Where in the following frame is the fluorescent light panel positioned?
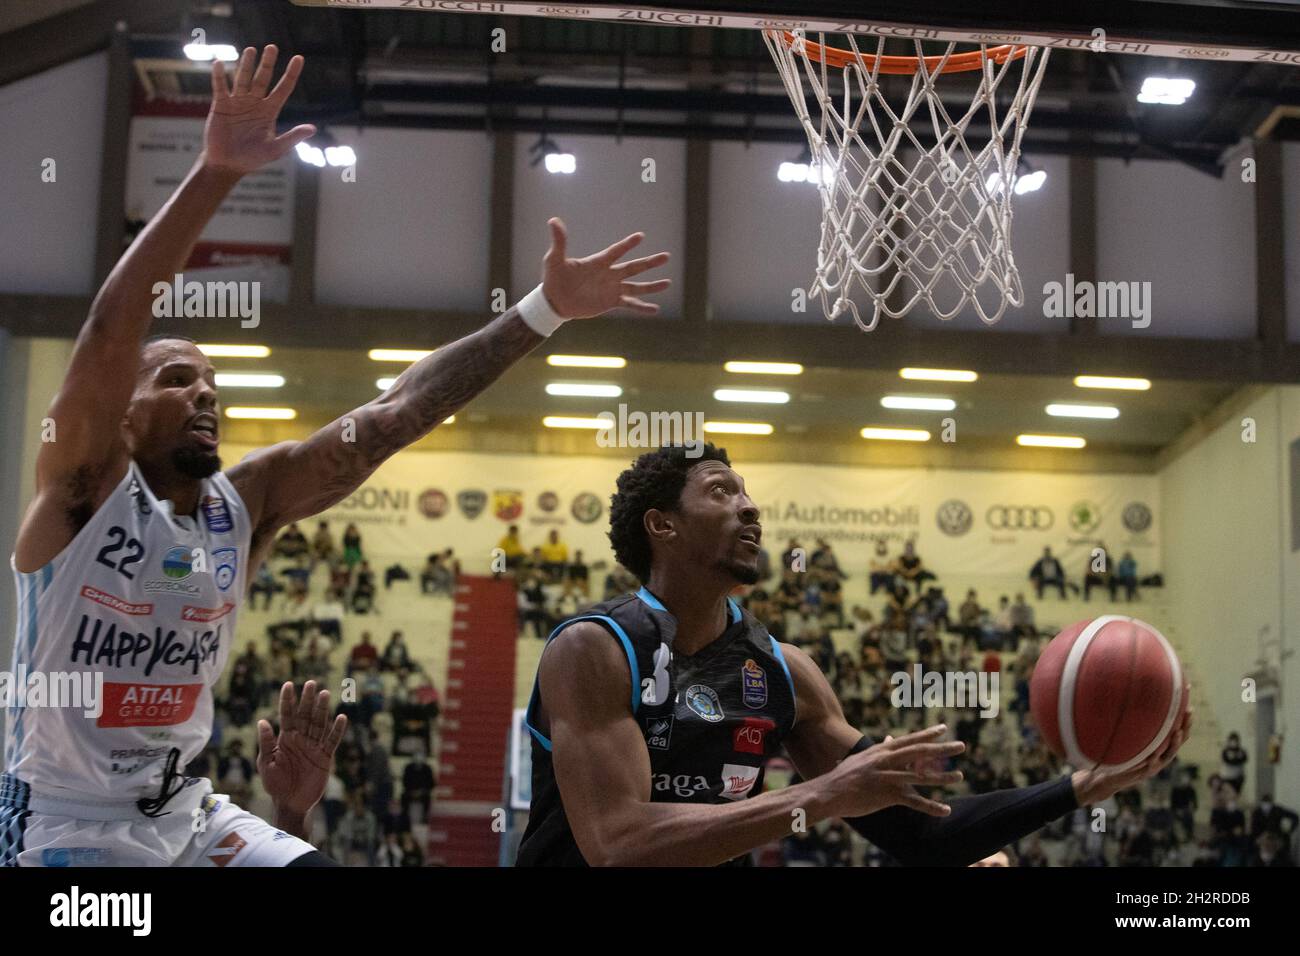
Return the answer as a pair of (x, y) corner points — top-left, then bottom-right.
(1074, 375), (1150, 391)
(703, 422), (774, 435)
(369, 348), (433, 363)
(214, 373), (284, 388)
(225, 407), (297, 420)
(881, 396), (955, 411)
(861, 427), (930, 442)
(1017, 434), (1086, 448)
(547, 355), (626, 369)
(1046, 403), (1119, 419)
(198, 344), (270, 358)
(713, 388), (790, 404)
(899, 367), (977, 383)
(546, 383), (623, 398)
(724, 361), (803, 376)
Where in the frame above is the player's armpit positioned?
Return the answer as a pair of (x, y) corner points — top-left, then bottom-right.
(537, 621), (653, 867)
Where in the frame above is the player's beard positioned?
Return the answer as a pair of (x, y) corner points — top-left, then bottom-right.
(721, 556), (761, 586)
(174, 445), (221, 479)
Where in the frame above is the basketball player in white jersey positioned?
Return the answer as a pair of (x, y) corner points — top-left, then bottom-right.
(0, 45), (670, 866)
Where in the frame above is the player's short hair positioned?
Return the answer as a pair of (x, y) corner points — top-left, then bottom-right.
(608, 443), (731, 583)
(142, 332), (198, 349)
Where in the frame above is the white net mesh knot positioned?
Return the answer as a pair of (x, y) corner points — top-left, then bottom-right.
(764, 30), (1051, 331)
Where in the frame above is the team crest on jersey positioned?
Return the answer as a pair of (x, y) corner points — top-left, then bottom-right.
(201, 495), (232, 533)
(213, 548), (238, 592)
(684, 684), (724, 723)
(645, 715), (673, 750)
(162, 546), (193, 579)
(741, 658), (768, 709)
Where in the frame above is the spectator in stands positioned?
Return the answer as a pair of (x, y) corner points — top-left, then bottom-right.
(352, 560), (377, 613)
(322, 771), (347, 838)
(300, 634), (332, 686)
(266, 645), (294, 700)
(989, 597), (1014, 651)
(1250, 794), (1299, 850)
(329, 560), (352, 596)
(311, 588), (346, 644)
(335, 792), (379, 866)
(497, 524), (525, 573)
(540, 529), (569, 581)
(217, 739), (254, 809)
(518, 575), (551, 640)
(348, 632), (380, 677)
(1009, 592), (1035, 649)
(568, 549), (590, 596)
(1083, 544), (1111, 601)
(818, 568), (844, 627)
(885, 582), (914, 620)
(780, 538), (803, 575)
(420, 553), (445, 595)
(402, 750), (436, 824)
(775, 569), (803, 613)
(1252, 829), (1294, 867)
(341, 523), (364, 568)
(895, 540), (936, 593)
(381, 797), (411, 838)
(1209, 782), (1249, 866)
(1220, 733), (1248, 795)
(1171, 767), (1198, 842)
(311, 520), (337, 566)
(811, 538), (848, 580)
(399, 832), (424, 867)
(1111, 551), (1139, 601)
(273, 522), (308, 559)
(603, 564), (637, 601)
(383, 561), (411, 590)
(849, 605), (874, 642)
(376, 832), (404, 867)
(868, 540), (896, 595)
(879, 610), (909, 674)
(280, 555), (311, 611)
(249, 562), (279, 611)
(925, 587), (950, 632)
(970, 846), (1016, 867)
(957, 589), (982, 642)
(1029, 546), (1067, 599)
(381, 631), (412, 672)
(442, 548), (461, 577)
(365, 728), (395, 817)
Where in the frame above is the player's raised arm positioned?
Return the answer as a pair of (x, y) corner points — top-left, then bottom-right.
(15, 45), (313, 572)
(228, 219), (671, 550)
(535, 623), (961, 867)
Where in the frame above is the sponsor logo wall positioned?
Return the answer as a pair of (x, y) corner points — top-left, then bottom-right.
(222, 446), (1160, 578)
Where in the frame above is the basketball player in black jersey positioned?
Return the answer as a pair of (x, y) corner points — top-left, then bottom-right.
(517, 445), (1192, 866)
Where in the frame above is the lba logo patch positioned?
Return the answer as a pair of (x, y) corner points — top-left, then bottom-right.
(201, 495), (232, 533)
(645, 716), (673, 750)
(684, 684), (724, 723)
(741, 658), (767, 709)
(719, 763), (760, 801)
(732, 717), (775, 756)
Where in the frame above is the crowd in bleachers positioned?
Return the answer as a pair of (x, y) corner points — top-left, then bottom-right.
(200, 519), (450, 866)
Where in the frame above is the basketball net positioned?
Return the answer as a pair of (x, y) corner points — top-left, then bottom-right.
(764, 31), (1051, 330)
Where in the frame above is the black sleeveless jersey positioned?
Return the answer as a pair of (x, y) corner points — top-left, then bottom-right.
(516, 586), (798, 867)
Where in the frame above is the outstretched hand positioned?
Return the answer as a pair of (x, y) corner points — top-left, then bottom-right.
(203, 45), (315, 175)
(540, 218), (672, 320)
(257, 680), (348, 818)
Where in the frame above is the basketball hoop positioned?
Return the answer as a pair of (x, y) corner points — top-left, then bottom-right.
(764, 30), (1051, 330)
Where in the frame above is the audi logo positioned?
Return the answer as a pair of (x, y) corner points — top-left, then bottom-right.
(986, 505), (1054, 531)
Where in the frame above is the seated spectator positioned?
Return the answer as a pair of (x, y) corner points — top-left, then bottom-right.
(879, 613), (909, 673)
(849, 605), (874, 641)
(300, 636), (332, 686)
(420, 553), (445, 595)
(342, 523), (364, 568)
(273, 522), (308, 559)
(399, 831), (424, 867)
(249, 562), (279, 611)
(335, 792), (379, 867)
(497, 524), (525, 574)
(1009, 592), (1035, 647)
(518, 575), (550, 639)
(1209, 783), (1249, 866)
(818, 569), (844, 627)
(383, 562), (411, 589)
(1083, 544), (1111, 601)
(886, 583), (914, 619)
(957, 589), (982, 642)
(775, 570), (804, 612)
(1219, 733), (1248, 795)
(1252, 829), (1294, 867)
(539, 529), (570, 581)
(402, 750), (437, 824)
(1029, 546), (1067, 599)
(988, 596), (1014, 650)
(348, 632), (380, 676)
(894, 540), (936, 593)
(810, 538), (848, 579)
(925, 587), (950, 631)
(381, 630), (412, 672)
(603, 564), (637, 601)
(1111, 551), (1139, 601)
(779, 538), (803, 575)
(329, 561), (352, 596)
(226, 644), (261, 726)
(352, 560), (376, 613)
(311, 520), (337, 565)
(266, 645), (295, 700)
(281, 553), (312, 590)
(311, 588), (346, 644)
(1250, 793), (1299, 848)
(376, 832), (404, 868)
(868, 540), (896, 595)
(567, 550), (590, 595)
(1170, 767), (1199, 842)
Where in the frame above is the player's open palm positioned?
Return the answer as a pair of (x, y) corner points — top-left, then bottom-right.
(540, 217), (672, 319)
(258, 680), (348, 817)
(827, 725), (965, 819)
(204, 45), (316, 175)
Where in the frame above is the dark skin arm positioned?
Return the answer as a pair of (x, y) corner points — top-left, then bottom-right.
(535, 622), (962, 866)
(780, 641), (1194, 863)
(231, 218), (671, 575)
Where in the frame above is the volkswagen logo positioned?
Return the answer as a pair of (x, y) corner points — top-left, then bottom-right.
(936, 499), (973, 536)
(986, 505), (1054, 531)
(1122, 502), (1152, 534)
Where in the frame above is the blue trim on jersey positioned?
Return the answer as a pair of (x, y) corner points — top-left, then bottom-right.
(727, 597), (742, 624)
(635, 586), (666, 612)
(524, 614), (644, 751)
(768, 635), (796, 710)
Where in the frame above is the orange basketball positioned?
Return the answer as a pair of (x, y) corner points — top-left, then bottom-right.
(1030, 616), (1188, 770)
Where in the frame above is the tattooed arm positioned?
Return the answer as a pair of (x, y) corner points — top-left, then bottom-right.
(229, 218), (670, 560)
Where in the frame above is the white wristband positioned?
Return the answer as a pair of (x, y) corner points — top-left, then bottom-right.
(517, 284), (568, 337)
